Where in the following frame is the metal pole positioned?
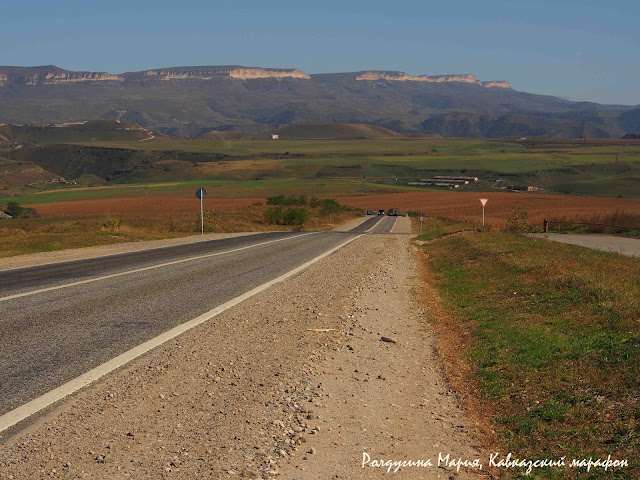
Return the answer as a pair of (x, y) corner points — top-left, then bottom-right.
(329, 211), (332, 224)
(315, 216), (318, 230)
(482, 206), (485, 227)
(420, 218), (423, 234)
(200, 196), (204, 235)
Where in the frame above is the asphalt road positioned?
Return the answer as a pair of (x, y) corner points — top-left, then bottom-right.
(0, 218), (394, 418)
(369, 215), (398, 233)
(529, 233), (640, 258)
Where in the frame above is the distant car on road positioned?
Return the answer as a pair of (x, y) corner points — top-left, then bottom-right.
(378, 209), (385, 216)
(387, 208), (400, 216)
(365, 210), (374, 215)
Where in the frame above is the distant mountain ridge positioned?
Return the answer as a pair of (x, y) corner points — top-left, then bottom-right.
(0, 65), (506, 86)
(0, 65), (637, 138)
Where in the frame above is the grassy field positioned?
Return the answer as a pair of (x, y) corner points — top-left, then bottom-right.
(2, 134), (640, 258)
(4, 136), (637, 199)
(419, 225), (639, 479)
(0, 178), (422, 207)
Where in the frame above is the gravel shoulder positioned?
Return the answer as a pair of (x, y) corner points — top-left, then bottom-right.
(0, 217), (482, 479)
(529, 233), (640, 257)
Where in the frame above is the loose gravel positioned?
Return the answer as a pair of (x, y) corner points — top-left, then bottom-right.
(0, 217), (481, 479)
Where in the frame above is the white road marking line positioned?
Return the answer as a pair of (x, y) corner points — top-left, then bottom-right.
(391, 216), (399, 233)
(0, 233), (362, 434)
(0, 232), (256, 274)
(0, 233), (316, 303)
(365, 217), (384, 233)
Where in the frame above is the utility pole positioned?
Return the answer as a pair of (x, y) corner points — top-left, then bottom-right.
(361, 173), (366, 195)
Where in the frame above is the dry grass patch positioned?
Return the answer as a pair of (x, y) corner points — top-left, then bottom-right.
(0, 202), (360, 258)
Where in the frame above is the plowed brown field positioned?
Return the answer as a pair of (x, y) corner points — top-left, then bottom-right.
(30, 197), (263, 217)
(28, 191), (640, 230)
(335, 191), (640, 228)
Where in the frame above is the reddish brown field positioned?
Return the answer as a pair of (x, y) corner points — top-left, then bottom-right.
(335, 191), (640, 228)
(28, 191), (640, 231)
(30, 197), (263, 217)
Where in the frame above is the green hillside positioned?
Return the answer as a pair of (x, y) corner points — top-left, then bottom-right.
(0, 120), (160, 144)
(2, 130), (640, 199)
(274, 123), (406, 139)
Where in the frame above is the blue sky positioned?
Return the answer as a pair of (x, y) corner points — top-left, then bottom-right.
(1, 0), (638, 105)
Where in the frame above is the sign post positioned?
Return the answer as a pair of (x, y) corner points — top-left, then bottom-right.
(196, 188), (207, 234)
(479, 198), (488, 226)
(329, 210), (333, 225)
(315, 215), (319, 230)
(419, 215), (424, 234)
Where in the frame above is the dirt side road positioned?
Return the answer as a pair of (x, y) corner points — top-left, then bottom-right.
(0, 219), (482, 479)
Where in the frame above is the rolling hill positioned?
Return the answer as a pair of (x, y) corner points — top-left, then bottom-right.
(273, 123), (408, 139)
(0, 120), (162, 144)
(0, 65), (638, 138)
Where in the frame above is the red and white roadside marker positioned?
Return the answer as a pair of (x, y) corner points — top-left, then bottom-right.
(479, 198), (488, 226)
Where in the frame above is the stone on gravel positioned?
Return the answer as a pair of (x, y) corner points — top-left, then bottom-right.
(380, 336), (397, 344)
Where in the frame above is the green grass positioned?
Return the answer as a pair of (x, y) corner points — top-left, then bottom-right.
(4, 137), (640, 208)
(414, 216), (474, 240)
(0, 178), (421, 206)
(60, 137), (640, 198)
(423, 232), (639, 479)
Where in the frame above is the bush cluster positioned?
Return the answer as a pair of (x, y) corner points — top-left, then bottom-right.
(194, 210), (219, 232)
(101, 217), (122, 230)
(505, 207), (533, 233)
(263, 194), (355, 226)
(265, 207), (310, 225)
(266, 194), (308, 207)
(6, 201), (25, 217)
(5, 201), (37, 218)
(310, 197), (344, 214)
(267, 195), (348, 212)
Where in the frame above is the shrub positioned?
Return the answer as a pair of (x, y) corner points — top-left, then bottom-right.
(505, 207), (530, 233)
(317, 198), (342, 215)
(195, 210), (219, 232)
(5, 201), (38, 218)
(282, 207), (309, 225)
(265, 207), (284, 224)
(101, 217), (122, 230)
(266, 194), (308, 206)
(6, 201), (25, 217)
(265, 207), (309, 225)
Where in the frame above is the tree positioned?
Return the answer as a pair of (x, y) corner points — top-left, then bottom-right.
(6, 201), (24, 217)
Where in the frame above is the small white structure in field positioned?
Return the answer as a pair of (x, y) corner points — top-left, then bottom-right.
(271, 134), (279, 140)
